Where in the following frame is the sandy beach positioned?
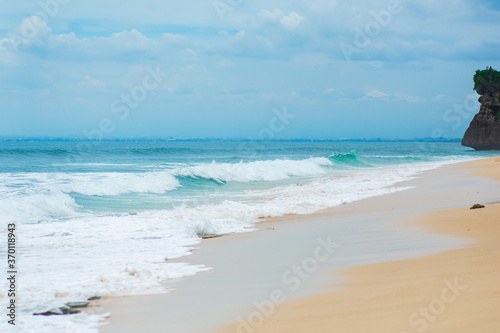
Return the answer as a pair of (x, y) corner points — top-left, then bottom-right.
(219, 157), (500, 333)
(6, 2), (500, 332)
(97, 157), (500, 333)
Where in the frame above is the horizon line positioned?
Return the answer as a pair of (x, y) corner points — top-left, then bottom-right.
(0, 137), (463, 143)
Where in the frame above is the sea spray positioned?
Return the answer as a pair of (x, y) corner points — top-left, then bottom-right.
(0, 140), (494, 332)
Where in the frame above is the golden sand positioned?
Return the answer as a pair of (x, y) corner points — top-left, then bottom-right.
(219, 157), (500, 333)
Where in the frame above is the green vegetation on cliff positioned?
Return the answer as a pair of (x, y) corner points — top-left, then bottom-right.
(473, 67), (500, 95)
(463, 68), (500, 150)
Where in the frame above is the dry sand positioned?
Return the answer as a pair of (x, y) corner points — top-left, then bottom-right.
(219, 157), (500, 333)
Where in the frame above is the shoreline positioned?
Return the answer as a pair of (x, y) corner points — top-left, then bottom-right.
(219, 156), (500, 333)
(219, 203), (500, 333)
(96, 157), (500, 333)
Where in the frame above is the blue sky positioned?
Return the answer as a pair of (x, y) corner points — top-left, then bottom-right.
(1, 0), (500, 139)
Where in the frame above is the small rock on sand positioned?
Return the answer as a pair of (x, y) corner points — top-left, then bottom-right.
(66, 302), (90, 308)
(201, 234), (224, 239)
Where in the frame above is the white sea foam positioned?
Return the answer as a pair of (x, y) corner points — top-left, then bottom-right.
(0, 191), (79, 224)
(59, 172), (181, 196)
(173, 157), (333, 183)
(0, 171), (181, 199)
(0, 157), (472, 332)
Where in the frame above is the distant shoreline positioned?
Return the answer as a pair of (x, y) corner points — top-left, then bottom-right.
(0, 137), (463, 143)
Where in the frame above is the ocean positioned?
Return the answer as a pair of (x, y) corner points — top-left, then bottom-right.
(0, 140), (497, 332)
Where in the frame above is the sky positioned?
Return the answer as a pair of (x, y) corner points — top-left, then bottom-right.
(1, 0), (500, 140)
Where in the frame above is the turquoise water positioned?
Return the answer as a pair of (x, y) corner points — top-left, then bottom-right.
(1, 141), (494, 215)
(0, 140), (497, 332)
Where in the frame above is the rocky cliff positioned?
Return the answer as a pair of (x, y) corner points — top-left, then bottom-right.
(462, 73), (500, 150)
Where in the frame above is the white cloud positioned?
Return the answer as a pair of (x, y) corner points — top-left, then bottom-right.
(280, 12), (304, 30)
(364, 89), (425, 103)
(0, 39), (16, 65)
(259, 8), (304, 30)
(180, 64), (200, 72)
(365, 89), (387, 98)
(213, 29), (273, 56)
(2, 16), (52, 50)
(262, 93), (278, 101)
(394, 92), (426, 103)
(232, 30), (246, 40)
(1, 0), (498, 140)
(216, 58), (234, 68)
(255, 35), (272, 47)
(16, 16), (52, 42)
(218, 30), (229, 37)
(2, 21), (183, 62)
(179, 48), (198, 61)
(77, 75), (107, 91)
(161, 33), (183, 43)
(259, 8), (285, 21)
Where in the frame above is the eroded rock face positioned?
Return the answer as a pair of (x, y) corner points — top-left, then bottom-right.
(462, 91), (500, 150)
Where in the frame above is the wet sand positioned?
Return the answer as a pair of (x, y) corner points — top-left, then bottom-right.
(219, 157), (500, 333)
(97, 158), (500, 333)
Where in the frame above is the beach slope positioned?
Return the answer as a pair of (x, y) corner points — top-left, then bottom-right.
(99, 158), (500, 333)
(220, 157), (500, 333)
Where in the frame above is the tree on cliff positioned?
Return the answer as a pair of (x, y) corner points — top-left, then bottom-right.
(473, 67), (500, 95)
(463, 68), (500, 150)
